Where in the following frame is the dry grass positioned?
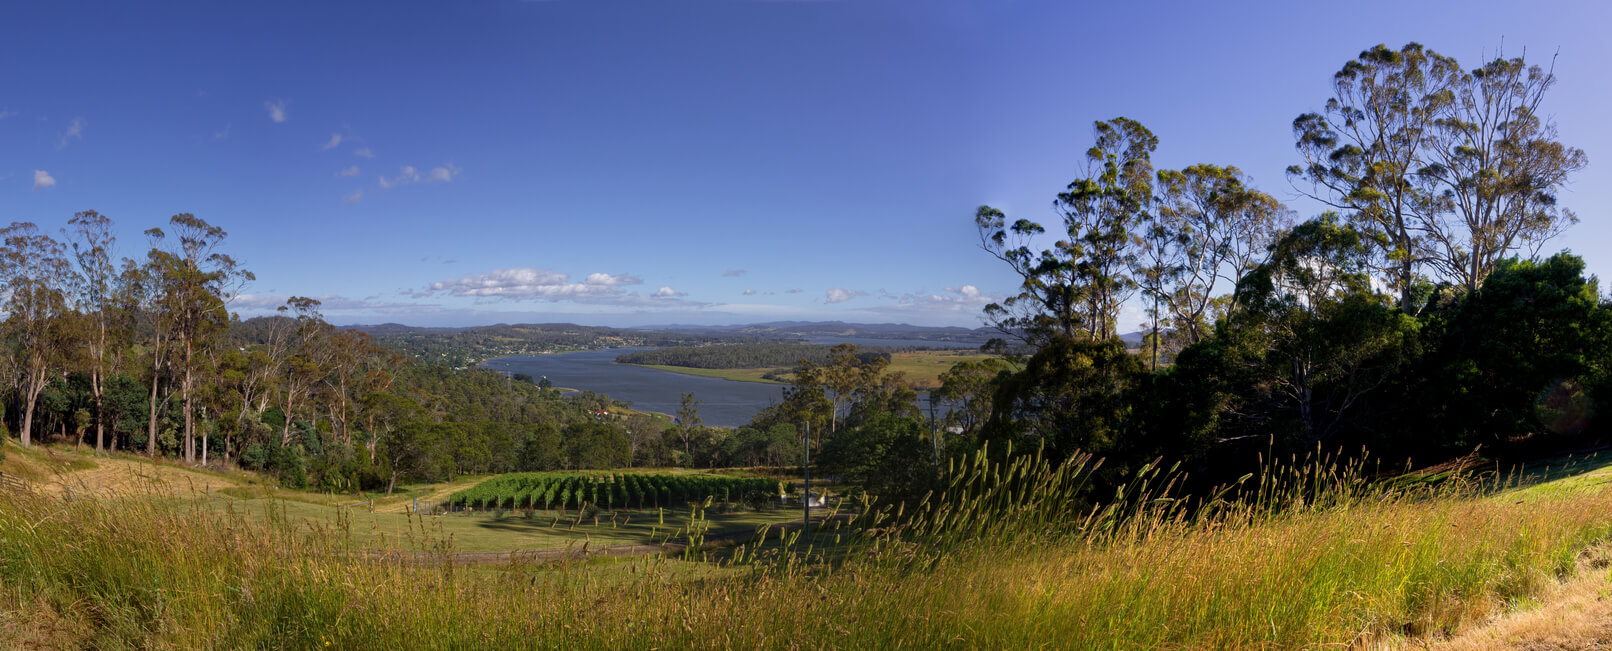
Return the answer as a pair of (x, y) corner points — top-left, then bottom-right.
(7, 447), (1612, 648)
(1433, 547), (1612, 650)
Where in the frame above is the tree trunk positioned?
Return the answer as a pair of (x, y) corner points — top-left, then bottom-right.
(146, 375), (160, 457)
(183, 339), (194, 464)
(93, 376), (104, 455)
(20, 378), (43, 448)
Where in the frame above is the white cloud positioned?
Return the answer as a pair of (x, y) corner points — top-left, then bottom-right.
(234, 293), (431, 315)
(321, 133), (343, 150)
(214, 123), (231, 139)
(379, 166), (418, 189)
(786, 288), (803, 294)
(654, 286), (687, 298)
(343, 189), (364, 204)
(0, 109), (18, 120)
(863, 284), (999, 320)
(825, 287), (867, 304)
(380, 163), (459, 189)
(421, 267), (656, 303)
(585, 272), (642, 287)
(32, 170), (55, 189)
(57, 117), (85, 148)
(264, 99), (288, 123)
(337, 165), (360, 177)
(426, 164), (460, 183)
(354, 147), (374, 158)
(946, 285), (982, 299)
(722, 269), (746, 277)
(742, 289), (756, 295)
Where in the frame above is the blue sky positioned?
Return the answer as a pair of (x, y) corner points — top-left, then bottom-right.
(5, 0), (1609, 330)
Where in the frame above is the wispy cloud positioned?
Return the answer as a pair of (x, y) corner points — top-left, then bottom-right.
(825, 287), (867, 304)
(354, 147), (374, 159)
(336, 165), (360, 177)
(234, 293), (432, 314)
(864, 285), (997, 319)
(57, 117), (85, 148)
(32, 170), (56, 189)
(585, 272), (643, 287)
(0, 109), (17, 120)
(320, 133), (343, 150)
(722, 269), (746, 277)
(264, 99), (288, 123)
(379, 163), (460, 189)
(786, 288), (803, 294)
(214, 123), (231, 139)
(343, 189), (364, 204)
(742, 289), (756, 295)
(420, 268), (636, 301)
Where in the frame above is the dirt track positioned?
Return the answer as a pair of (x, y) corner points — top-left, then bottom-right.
(32, 450), (243, 499)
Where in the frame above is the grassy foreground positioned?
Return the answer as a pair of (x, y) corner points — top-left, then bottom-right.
(5, 449), (1612, 648)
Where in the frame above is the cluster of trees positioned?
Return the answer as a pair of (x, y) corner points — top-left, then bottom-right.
(0, 213), (701, 493)
(712, 43), (1610, 505)
(958, 43), (1608, 490)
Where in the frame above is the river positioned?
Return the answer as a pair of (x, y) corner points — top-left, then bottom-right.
(482, 338), (981, 428)
(481, 348), (786, 427)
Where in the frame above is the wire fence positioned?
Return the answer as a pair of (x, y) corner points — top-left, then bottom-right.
(0, 471), (29, 492)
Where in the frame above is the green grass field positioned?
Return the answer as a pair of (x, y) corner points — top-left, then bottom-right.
(628, 363), (786, 384)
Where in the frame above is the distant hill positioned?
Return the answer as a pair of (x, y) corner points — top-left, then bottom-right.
(637, 321), (998, 345)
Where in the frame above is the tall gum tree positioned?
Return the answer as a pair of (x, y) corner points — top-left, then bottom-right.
(148, 215), (252, 464)
(1419, 50), (1587, 291)
(976, 117), (1156, 345)
(64, 210), (118, 454)
(1152, 165), (1292, 348)
(0, 223), (74, 447)
(1289, 42), (1460, 313)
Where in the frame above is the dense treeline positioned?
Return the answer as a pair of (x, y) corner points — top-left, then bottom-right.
(696, 43), (1612, 506)
(0, 213), (732, 493)
(616, 343), (896, 370)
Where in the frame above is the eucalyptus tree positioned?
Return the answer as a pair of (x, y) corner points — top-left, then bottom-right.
(64, 210), (119, 453)
(1419, 51), (1587, 291)
(0, 223), (76, 447)
(1290, 43), (1460, 313)
(121, 250), (175, 457)
(674, 391), (702, 461)
(148, 214), (252, 463)
(279, 296), (329, 446)
(976, 117), (1155, 345)
(1153, 165), (1291, 347)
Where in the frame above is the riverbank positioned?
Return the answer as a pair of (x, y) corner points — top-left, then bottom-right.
(622, 363), (786, 384)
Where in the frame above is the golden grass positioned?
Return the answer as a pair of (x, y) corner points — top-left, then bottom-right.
(7, 447), (1612, 648)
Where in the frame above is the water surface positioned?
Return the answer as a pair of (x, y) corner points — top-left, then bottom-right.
(482, 348), (785, 427)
